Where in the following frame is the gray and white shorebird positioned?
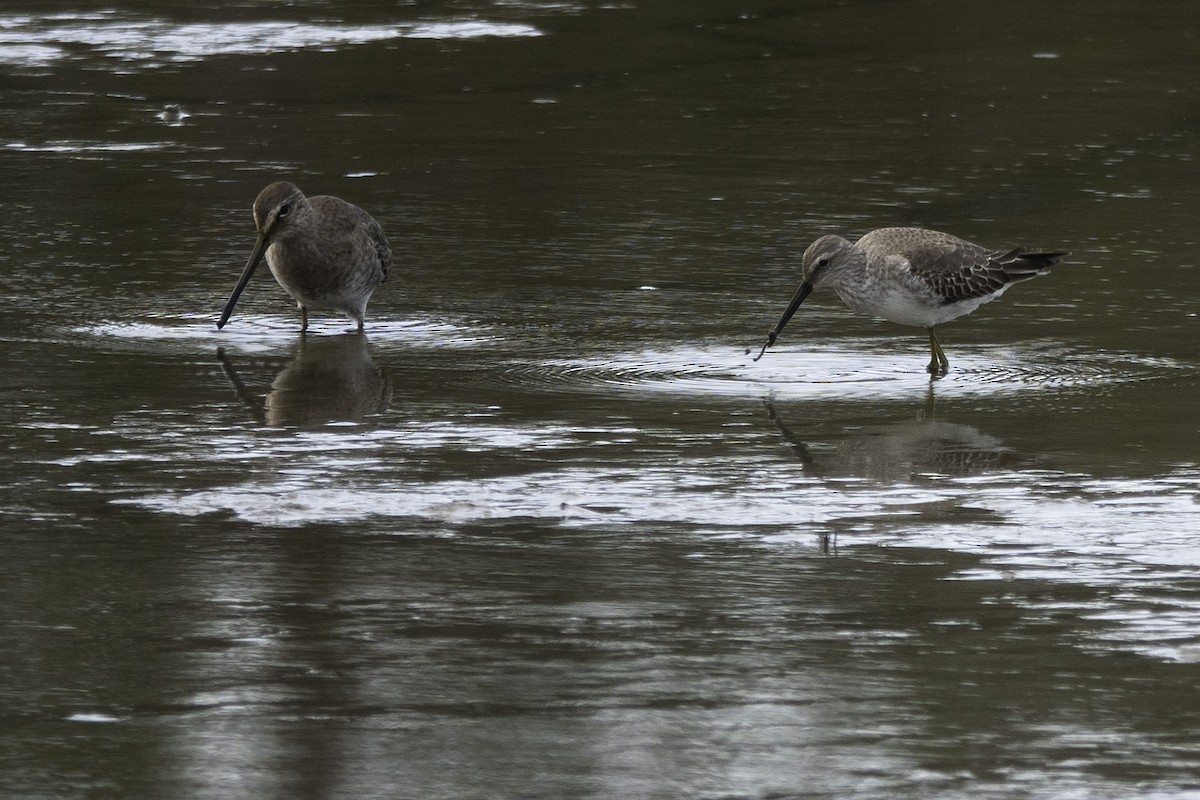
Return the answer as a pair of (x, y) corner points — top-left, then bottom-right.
(217, 181), (391, 333)
(753, 227), (1067, 374)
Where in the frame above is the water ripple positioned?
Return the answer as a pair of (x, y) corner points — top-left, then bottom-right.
(492, 342), (1189, 401)
(71, 315), (493, 354)
(867, 469), (1200, 663)
(0, 12), (543, 69)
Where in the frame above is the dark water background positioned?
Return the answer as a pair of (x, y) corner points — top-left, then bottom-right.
(3, 1), (1200, 798)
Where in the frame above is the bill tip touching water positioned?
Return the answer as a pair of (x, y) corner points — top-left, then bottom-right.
(753, 227), (1067, 375)
(750, 328), (780, 362)
(217, 181), (392, 333)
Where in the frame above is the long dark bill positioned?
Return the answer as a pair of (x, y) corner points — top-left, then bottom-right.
(217, 232), (268, 330)
(752, 281), (813, 362)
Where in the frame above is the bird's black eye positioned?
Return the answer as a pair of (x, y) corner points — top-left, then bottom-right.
(817, 257), (829, 268)
(278, 203), (291, 218)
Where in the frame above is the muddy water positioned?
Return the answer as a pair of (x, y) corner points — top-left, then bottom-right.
(3, 1), (1200, 798)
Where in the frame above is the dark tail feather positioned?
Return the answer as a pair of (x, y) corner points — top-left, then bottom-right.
(997, 248), (1069, 281)
(1019, 249), (1068, 268)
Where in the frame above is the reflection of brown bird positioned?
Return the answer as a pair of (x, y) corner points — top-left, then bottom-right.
(218, 182), (391, 333)
(765, 399), (1036, 483)
(217, 336), (392, 427)
(754, 227), (1067, 374)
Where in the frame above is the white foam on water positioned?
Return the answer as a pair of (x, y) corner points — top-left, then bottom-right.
(516, 341), (1187, 401)
(66, 712), (123, 724)
(75, 314), (493, 353)
(0, 13), (544, 69)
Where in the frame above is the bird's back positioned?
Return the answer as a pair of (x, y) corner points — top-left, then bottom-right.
(310, 195), (391, 288)
(857, 227), (1065, 305)
(857, 228), (995, 276)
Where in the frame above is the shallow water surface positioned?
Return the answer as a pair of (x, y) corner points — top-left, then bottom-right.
(4, 1), (1200, 798)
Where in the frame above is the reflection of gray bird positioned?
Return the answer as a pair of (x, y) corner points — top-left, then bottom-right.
(766, 400), (1035, 483)
(217, 336), (392, 427)
(755, 227), (1067, 374)
(218, 182), (391, 333)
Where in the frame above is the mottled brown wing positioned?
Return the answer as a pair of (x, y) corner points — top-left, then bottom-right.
(858, 228), (1003, 304)
(311, 195), (392, 286)
(919, 247), (1015, 305)
(876, 229), (1067, 305)
(364, 215), (392, 285)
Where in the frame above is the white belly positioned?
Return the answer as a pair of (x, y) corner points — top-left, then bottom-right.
(837, 284), (1007, 328)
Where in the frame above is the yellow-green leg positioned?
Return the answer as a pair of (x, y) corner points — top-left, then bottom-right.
(926, 327), (949, 375)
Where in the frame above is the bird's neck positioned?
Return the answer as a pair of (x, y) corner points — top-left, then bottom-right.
(822, 249), (869, 290)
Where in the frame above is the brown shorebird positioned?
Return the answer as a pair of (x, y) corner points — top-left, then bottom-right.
(753, 227), (1067, 375)
(217, 181), (391, 333)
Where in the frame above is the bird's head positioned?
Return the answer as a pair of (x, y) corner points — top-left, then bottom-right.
(799, 234), (857, 288)
(252, 181), (308, 239)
